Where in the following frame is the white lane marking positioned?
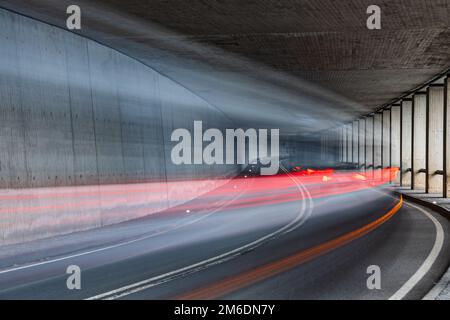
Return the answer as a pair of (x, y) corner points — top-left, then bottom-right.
(389, 201), (444, 300)
(86, 168), (313, 300)
(0, 178), (255, 275)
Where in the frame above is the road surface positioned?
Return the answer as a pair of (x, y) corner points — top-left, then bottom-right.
(0, 171), (448, 300)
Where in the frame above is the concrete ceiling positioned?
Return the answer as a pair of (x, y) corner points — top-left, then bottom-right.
(100, 0), (450, 107)
(1, 0), (449, 134)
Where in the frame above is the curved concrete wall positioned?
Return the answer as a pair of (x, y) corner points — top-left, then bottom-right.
(0, 9), (239, 245)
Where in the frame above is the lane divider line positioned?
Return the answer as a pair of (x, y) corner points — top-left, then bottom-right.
(176, 196), (403, 300)
(86, 166), (313, 300)
(389, 201), (444, 300)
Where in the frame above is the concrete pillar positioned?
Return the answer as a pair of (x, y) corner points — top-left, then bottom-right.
(326, 131), (332, 163)
(353, 120), (359, 165)
(332, 128), (340, 164)
(347, 124), (352, 163)
(374, 113), (383, 179)
(382, 109), (391, 168)
(382, 109), (391, 181)
(342, 126), (347, 163)
(341, 127), (345, 162)
(444, 77), (450, 197)
(365, 116), (374, 172)
(412, 92), (427, 190)
(391, 105), (401, 184)
(426, 85), (444, 194)
(358, 119), (365, 169)
(401, 99), (413, 187)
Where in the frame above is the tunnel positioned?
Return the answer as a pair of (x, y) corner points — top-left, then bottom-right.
(0, 0), (449, 303)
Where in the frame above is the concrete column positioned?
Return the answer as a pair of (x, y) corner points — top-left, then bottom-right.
(382, 109), (391, 168)
(358, 119), (365, 169)
(332, 128), (339, 164)
(353, 120), (359, 164)
(382, 109), (391, 181)
(374, 113), (383, 179)
(401, 99), (413, 187)
(325, 132), (331, 163)
(342, 126), (347, 163)
(444, 77), (450, 197)
(391, 105), (401, 184)
(365, 116), (374, 172)
(347, 124), (352, 163)
(338, 127), (343, 163)
(426, 85), (444, 194)
(336, 128), (342, 163)
(412, 92), (427, 190)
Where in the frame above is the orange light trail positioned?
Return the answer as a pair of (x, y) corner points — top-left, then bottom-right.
(176, 195), (403, 300)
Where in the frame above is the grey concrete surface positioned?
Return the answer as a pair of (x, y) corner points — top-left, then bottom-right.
(391, 105), (401, 183)
(0, 7), (324, 245)
(353, 120), (359, 164)
(426, 86), (444, 194)
(445, 78), (450, 197)
(397, 189), (450, 216)
(342, 127), (347, 162)
(347, 124), (353, 163)
(401, 100), (412, 187)
(1, 1), (449, 131)
(0, 8), (242, 245)
(412, 93), (427, 189)
(373, 113), (382, 179)
(358, 118), (365, 168)
(365, 117), (373, 171)
(0, 1), (448, 300)
(382, 109), (391, 170)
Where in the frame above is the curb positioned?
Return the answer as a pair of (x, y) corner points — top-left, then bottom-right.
(395, 190), (450, 300)
(396, 192), (450, 220)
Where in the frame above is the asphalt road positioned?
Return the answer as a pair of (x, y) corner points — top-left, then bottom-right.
(0, 173), (449, 300)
